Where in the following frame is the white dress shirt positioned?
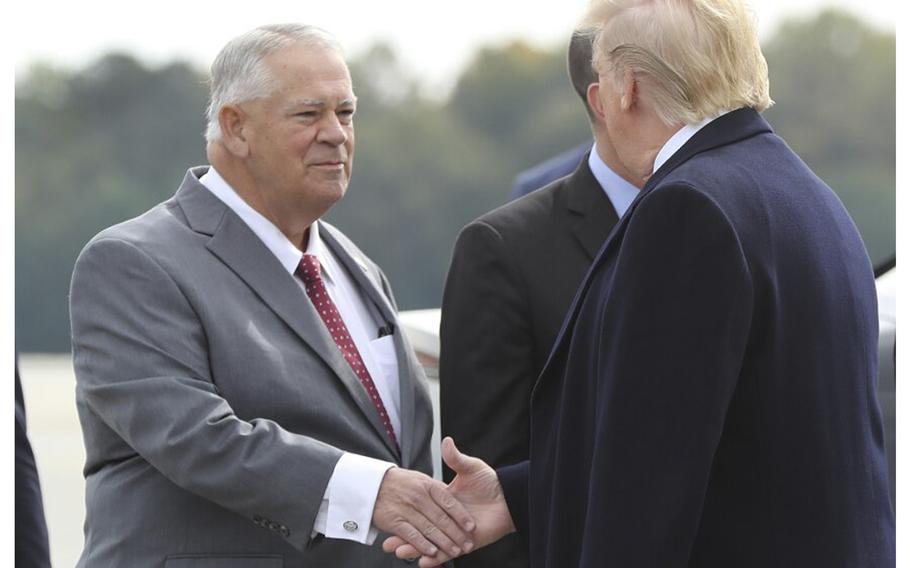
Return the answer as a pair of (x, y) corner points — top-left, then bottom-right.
(652, 110), (733, 175)
(199, 166), (398, 544)
(588, 144), (641, 218)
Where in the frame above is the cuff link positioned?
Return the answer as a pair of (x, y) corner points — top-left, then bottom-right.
(343, 520), (359, 532)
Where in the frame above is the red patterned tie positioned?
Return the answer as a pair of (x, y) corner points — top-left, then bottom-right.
(296, 254), (399, 451)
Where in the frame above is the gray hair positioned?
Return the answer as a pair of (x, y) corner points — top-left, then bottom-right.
(204, 24), (344, 142)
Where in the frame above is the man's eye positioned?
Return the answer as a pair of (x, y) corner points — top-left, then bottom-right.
(336, 110), (355, 124)
(296, 111), (318, 118)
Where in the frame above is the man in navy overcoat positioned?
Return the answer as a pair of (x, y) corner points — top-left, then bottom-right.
(385, 0), (895, 566)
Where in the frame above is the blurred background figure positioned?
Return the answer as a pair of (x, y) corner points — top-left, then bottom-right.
(15, 363), (52, 568)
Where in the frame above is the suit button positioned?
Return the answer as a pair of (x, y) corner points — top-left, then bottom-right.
(343, 520), (359, 532)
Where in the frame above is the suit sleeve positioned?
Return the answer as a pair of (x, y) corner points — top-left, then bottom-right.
(440, 221), (535, 472)
(440, 221), (533, 568)
(15, 368), (51, 568)
(581, 183), (753, 565)
(496, 461), (530, 537)
(69, 237), (344, 552)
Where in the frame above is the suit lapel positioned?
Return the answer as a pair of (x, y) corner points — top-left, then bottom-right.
(565, 156), (621, 260)
(319, 224), (397, 326)
(319, 229), (430, 467)
(390, 332), (419, 467)
(319, 223), (409, 462)
(176, 169), (400, 459)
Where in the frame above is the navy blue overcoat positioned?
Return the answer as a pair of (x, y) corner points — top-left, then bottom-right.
(499, 108), (895, 568)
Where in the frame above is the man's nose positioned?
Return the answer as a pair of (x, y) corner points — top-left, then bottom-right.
(317, 116), (348, 146)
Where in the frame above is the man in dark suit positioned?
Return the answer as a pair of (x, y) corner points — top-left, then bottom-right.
(15, 364), (52, 568)
(438, 30), (638, 568)
(389, 0), (894, 565)
(69, 24), (475, 567)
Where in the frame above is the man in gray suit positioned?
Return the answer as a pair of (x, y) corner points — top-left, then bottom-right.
(69, 24), (475, 567)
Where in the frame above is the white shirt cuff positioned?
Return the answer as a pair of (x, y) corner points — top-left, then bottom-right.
(312, 452), (395, 544)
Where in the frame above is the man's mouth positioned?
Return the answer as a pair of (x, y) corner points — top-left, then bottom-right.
(311, 161), (345, 170)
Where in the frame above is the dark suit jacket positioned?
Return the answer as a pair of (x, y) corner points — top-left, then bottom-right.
(499, 108), (895, 567)
(15, 365), (52, 568)
(440, 159), (619, 567)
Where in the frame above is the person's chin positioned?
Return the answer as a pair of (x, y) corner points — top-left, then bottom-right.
(315, 182), (347, 205)
(311, 167), (349, 188)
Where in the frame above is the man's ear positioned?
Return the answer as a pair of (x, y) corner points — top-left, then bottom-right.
(218, 104), (250, 158)
(619, 69), (637, 112)
(587, 82), (606, 122)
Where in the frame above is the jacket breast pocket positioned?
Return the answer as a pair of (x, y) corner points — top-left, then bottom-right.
(165, 555), (283, 568)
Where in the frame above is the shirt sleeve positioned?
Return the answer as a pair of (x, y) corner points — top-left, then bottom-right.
(312, 452), (395, 544)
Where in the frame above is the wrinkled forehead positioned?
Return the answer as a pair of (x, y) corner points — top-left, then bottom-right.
(264, 41), (350, 78)
(265, 43), (355, 98)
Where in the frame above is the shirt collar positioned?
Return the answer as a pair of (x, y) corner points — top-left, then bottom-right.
(588, 144), (641, 218)
(652, 109), (733, 175)
(198, 166), (334, 281)
(303, 221), (336, 285)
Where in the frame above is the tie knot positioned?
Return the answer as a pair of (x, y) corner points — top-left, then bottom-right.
(296, 254), (322, 285)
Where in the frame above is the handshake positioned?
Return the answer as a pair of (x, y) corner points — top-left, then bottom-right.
(372, 437), (516, 567)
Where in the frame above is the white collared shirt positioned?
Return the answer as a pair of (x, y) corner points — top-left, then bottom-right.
(588, 144), (641, 218)
(652, 109), (734, 175)
(199, 166), (398, 545)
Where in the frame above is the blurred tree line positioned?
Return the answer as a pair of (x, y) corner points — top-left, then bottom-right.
(15, 9), (895, 352)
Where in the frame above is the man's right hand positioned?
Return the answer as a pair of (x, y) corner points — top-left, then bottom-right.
(372, 465), (477, 558)
(382, 437), (516, 567)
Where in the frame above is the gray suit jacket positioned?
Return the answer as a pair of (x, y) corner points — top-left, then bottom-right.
(69, 167), (434, 567)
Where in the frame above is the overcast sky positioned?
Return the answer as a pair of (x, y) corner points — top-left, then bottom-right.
(12, 0), (895, 90)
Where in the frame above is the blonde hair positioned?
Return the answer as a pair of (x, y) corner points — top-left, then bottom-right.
(584, 0), (772, 126)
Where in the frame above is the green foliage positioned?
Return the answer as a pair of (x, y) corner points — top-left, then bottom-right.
(449, 40), (589, 158)
(330, 40), (590, 309)
(14, 10), (896, 351)
(16, 55), (209, 351)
